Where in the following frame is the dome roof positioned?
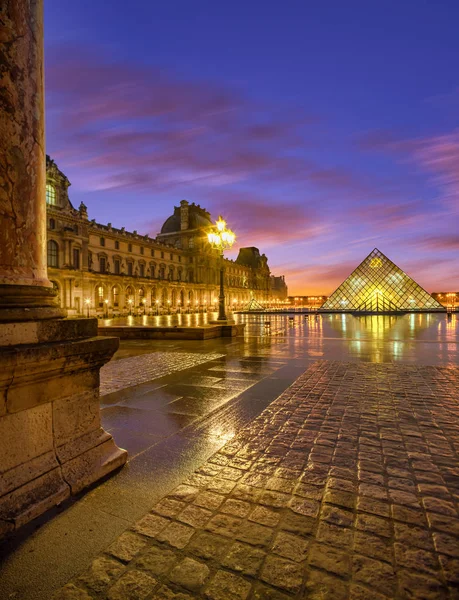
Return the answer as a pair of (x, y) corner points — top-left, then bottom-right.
(160, 202), (213, 234)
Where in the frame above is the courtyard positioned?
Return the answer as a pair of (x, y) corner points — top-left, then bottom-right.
(0, 314), (458, 599)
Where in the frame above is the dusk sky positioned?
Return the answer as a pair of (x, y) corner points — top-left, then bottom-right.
(45, 1), (459, 295)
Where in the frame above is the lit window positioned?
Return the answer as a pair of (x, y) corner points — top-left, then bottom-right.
(47, 240), (58, 267)
(112, 286), (119, 306)
(46, 184), (57, 205)
(98, 286), (104, 307)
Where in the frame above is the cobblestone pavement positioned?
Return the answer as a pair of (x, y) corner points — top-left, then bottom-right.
(100, 352), (225, 396)
(54, 360), (459, 600)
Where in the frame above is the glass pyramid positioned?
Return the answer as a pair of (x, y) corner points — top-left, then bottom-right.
(320, 248), (444, 313)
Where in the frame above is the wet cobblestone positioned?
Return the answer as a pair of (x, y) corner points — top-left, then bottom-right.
(100, 352), (225, 396)
(55, 360), (459, 599)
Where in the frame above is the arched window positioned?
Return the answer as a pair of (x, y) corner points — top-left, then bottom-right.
(49, 218), (55, 230)
(46, 184), (57, 205)
(138, 288), (145, 306)
(97, 286), (104, 307)
(47, 240), (59, 267)
(112, 286), (119, 307)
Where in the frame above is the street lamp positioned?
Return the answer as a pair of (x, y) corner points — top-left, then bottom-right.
(104, 298), (109, 318)
(142, 297), (147, 315)
(127, 298), (133, 316)
(207, 216), (235, 321)
(167, 299), (171, 314)
(84, 297), (91, 318)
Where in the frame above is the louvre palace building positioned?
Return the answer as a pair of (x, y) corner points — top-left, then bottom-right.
(45, 156), (287, 316)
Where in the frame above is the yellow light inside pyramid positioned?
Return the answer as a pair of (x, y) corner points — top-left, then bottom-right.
(370, 258), (382, 268)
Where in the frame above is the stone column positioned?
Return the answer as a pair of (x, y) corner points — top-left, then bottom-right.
(0, 0), (127, 538)
(0, 1), (64, 320)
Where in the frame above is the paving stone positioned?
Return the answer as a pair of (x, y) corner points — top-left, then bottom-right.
(251, 583), (291, 600)
(393, 522), (435, 550)
(261, 555), (304, 593)
(397, 569), (448, 600)
(77, 556), (125, 593)
(205, 570), (251, 600)
(134, 546), (178, 576)
(321, 504), (354, 527)
(168, 485), (200, 503)
(349, 583), (391, 600)
(352, 554), (397, 596)
(157, 522), (195, 549)
(133, 514), (170, 538)
(108, 531), (149, 563)
(222, 541), (266, 576)
(353, 531), (392, 562)
(206, 513), (242, 537)
(221, 499), (252, 518)
(194, 492), (225, 511)
(186, 531), (231, 560)
(289, 496), (320, 517)
(304, 568), (348, 600)
(177, 504), (213, 528)
(432, 531), (459, 557)
(151, 585), (194, 600)
(153, 498), (186, 518)
(169, 557), (210, 592)
(271, 531), (309, 562)
(309, 542), (351, 577)
(52, 584), (93, 600)
(107, 570), (157, 600)
(356, 513), (391, 538)
(54, 361), (459, 600)
(317, 521), (353, 549)
(236, 521), (274, 547)
(249, 506), (280, 527)
(279, 510), (315, 536)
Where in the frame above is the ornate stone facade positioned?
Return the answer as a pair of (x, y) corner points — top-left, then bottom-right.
(45, 157), (283, 315)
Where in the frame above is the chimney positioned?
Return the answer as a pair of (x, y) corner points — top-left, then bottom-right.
(180, 200), (189, 231)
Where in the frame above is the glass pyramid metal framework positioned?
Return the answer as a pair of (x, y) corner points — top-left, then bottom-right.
(320, 248), (443, 313)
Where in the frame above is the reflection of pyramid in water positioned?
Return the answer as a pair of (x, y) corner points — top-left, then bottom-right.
(320, 248), (443, 313)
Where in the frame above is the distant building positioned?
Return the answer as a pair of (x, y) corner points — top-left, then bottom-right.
(45, 156), (285, 315)
(270, 275), (288, 300)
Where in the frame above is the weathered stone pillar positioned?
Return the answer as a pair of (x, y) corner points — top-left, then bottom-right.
(0, 0), (127, 538)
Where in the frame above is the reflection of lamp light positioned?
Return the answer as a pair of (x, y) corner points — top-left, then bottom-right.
(127, 297), (133, 315)
(104, 298), (109, 317)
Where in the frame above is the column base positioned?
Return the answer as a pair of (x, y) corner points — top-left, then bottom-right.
(0, 284), (66, 322)
(0, 318), (127, 539)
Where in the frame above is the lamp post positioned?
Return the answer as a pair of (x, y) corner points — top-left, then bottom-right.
(104, 298), (109, 318)
(84, 297), (91, 318)
(207, 216), (235, 321)
(128, 298), (133, 316)
(142, 297), (147, 315)
(156, 299), (159, 315)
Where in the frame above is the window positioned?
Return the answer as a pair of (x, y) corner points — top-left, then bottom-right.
(73, 248), (80, 269)
(114, 259), (120, 275)
(88, 251), (93, 269)
(100, 237), (105, 247)
(49, 218), (55, 230)
(127, 262), (133, 276)
(115, 240), (119, 250)
(160, 266), (165, 279)
(161, 251), (164, 259)
(112, 286), (119, 307)
(139, 263), (145, 277)
(98, 286), (104, 307)
(150, 264), (156, 278)
(140, 247), (144, 255)
(74, 224), (79, 235)
(170, 253), (173, 260)
(128, 243), (132, 252)
(151, 249), (155, 257)
(99, 257), (106, 273)
(46, 184), (57, 205)
(47, 240), (59, 267)
(178, 256), (181, 263)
